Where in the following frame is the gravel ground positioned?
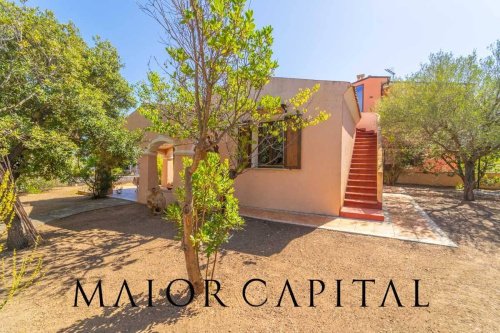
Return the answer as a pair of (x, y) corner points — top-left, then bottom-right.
(0, 186), (498, 332)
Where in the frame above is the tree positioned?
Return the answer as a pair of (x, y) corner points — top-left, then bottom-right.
(167, 152), (244, 284)
(0, 156), (42, 310)
(76, 115), (142, 199)
(139, 0), (328, 294)
(475, 151), (499, 189)
(0, 1), (139, 248)
(382, 132), (425, 186)
(379, 42), (500, 200)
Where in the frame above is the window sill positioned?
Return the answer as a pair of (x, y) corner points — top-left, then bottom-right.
(247, 167), (297, 171)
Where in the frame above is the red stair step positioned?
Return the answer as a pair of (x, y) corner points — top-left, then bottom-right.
(350, 165), (377, 169)
(351, 162), (377, 167)
(349, 174), (376, 180)
(351, 159), (377, 162)
(346, 185), (377, 194)
(343, 198), (381, 209)
(350, 170), (377, 175)
(339, 206), (384, 221)
(348, 180), (377, 187)
(352, 156), (377, 160)
(345, 192), (377, 201)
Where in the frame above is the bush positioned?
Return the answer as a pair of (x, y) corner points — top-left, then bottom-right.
(480, 175), (500, 189)
(79, 163), (124, 198)
(16, 176), (61, 194)
(166, 153), (244, 280)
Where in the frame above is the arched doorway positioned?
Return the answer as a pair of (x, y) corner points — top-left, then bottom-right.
(136, 135), (175, 204)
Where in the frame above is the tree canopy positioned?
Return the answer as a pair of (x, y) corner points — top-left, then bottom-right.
(138, 0), (328, 294)
(0, 0), (141, 248)
(379, 41), (500, 200)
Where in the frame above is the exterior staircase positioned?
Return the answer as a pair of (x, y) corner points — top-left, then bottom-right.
(340, 128), (384, 221)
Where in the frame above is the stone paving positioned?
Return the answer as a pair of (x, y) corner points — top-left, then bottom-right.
(240, 190), (457, 247)
(110, 185), (138, 202)
(20, 186), (133, 227)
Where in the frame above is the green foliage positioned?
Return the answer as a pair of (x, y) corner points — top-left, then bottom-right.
(0, 170), (15, 237)
(166, 153), (244, 278)
(381, 121), (426, 185)
(0, 0), (140, 188)
(76, 117), (142, 198)
(138, 0), (329, 173)
(379, 41), (500, 198)
(480, 175), (500, 188)
(139, 0), (329, 290)
(0, 167), (43, 311)
(157, 154), (163, 182)
(16, 176), (61, 194)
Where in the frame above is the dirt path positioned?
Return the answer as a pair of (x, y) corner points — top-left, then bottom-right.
(0, 186), (498, 332)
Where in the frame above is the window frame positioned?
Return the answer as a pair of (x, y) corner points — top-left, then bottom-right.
(355, 84), (364, 113)
(257, 120), (286, 169)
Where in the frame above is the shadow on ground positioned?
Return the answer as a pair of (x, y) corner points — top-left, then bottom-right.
(58, 290), (197, 333)
(392, 186), (500, 252)
(38, 203), (313, 293)
(223, 216), (314, 257)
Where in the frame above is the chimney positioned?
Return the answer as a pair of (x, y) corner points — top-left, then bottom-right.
(356, 74), (365, 81)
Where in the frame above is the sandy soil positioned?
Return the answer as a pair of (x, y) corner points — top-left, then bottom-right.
(0, 186), (498, 332)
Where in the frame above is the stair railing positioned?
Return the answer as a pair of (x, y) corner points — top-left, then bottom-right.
(376, 114), (384, 205)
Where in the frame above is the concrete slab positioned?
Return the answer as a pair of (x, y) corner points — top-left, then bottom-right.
(240, 191), (457, 248)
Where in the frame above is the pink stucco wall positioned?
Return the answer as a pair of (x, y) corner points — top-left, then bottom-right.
(352, 76), (389, 113)
(340, 87), (359, 207)
(356, 112), (378, 132)
(126, 77), (361, 216)
(234, 78), (360, 216)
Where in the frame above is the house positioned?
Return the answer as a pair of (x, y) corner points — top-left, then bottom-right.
(352, 74), (390, 113)
(126, 76), (389, 221)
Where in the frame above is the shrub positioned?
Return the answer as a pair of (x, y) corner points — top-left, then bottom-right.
(16, 176), (61, 194)
(166, 153), (244, 280)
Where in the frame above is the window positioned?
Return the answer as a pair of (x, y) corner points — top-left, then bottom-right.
(355, 85), (364, 112)
(256, 120), (302, 169)
(258, 121), (284, 167)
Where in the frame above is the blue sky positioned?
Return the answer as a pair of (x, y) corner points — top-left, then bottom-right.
(21, 0), (500, 84)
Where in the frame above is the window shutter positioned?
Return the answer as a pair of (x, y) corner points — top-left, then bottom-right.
(284, 126), (301, 169)
(238, 125), (252, 169)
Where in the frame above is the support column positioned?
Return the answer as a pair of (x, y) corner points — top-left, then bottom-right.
(137, 152), (159, 204)
(166, 148), (174, 184)
(160, 150), (169, 187)
(172, 148), (194, 191)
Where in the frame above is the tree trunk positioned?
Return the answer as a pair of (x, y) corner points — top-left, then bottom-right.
(182, 165), (204, 295)
(383, 165), (401, 186)
(2, 156), (40, 250)
(7, 215), (29, 250)
(7, 198), (40, 250)
(463, 160), (476, 201)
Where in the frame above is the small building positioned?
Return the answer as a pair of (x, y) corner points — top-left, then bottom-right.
(126, 76), (388, 221)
